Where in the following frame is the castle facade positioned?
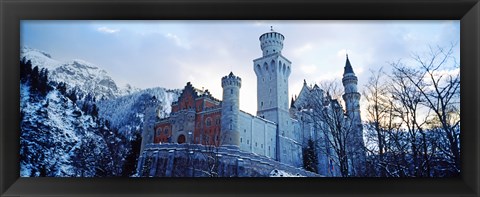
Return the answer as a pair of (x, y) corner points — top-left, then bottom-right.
(140, 29), (366, 176)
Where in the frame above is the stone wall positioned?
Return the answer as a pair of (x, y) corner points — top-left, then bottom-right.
(137, 143), (320, 177)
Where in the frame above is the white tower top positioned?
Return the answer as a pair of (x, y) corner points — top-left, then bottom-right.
(259, 29), (285, 56)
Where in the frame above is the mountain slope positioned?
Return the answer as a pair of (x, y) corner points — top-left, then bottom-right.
(97, 87), (181, 137)
(20, 46), (139, 100)
(19, 48), (181, 177)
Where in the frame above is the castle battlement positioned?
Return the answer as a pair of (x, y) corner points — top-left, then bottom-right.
(221, 72), (242, 88)
(259, 30), (285, 56)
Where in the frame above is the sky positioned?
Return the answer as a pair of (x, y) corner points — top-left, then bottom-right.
(21, 20), (460, 116)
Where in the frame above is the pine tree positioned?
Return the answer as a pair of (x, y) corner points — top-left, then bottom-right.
(303, 139), (318, 173)
(30, 66), (40, 93)
(121, 132), (142, 177)
(67, 89), (78, 105)
(57, 82), (67, 96)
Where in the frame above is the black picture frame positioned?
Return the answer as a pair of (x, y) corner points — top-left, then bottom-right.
(1, 0), (479, 196)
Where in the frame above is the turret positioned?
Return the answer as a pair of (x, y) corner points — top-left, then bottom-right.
(341, 54), (366, 176)
(254, 28), (292, 162)
(221, 72), (241, 148)
(259, 27), (285, 56)
(342, 54), (361, 118)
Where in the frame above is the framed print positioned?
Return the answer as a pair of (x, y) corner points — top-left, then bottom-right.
(1, 0), (479, 196)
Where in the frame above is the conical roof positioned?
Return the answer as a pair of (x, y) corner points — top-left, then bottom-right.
(344, 54), (355, 75)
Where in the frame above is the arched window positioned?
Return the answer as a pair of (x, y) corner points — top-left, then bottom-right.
(270, 60), (275, 72)
(164, 127), (169, 135)
(177, 134), (186, 144)
(205, 118), (212, 127)
(156, 128), (162, 136)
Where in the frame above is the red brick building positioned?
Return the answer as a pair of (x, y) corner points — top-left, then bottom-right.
(154, 82), (223, 146)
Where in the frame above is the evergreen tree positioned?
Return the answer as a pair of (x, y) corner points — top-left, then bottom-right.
(67, 88), (78, 105)
(30, 66), (40, 93)
(121, 132), (142, 177)
(57, 82), (67, 96)
(303, 139), (318, 173)
(20, 58), (33, 83)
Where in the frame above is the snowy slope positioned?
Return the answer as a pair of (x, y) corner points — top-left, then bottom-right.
(20, 84), (105, 177)
(97, 87), (181, 136)
(20, 47), (180, 177)
(20, 47), (62, 71)
(20, 47), (139, 100)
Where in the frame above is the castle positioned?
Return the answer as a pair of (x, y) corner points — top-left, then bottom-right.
(139, 29), (366, 177)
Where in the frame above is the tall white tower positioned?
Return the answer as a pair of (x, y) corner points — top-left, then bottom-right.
(253, 29), (291, 162)
(342, 55), (361, 119)
(221, 72), (241, 149)
(341, 54), (366, 176)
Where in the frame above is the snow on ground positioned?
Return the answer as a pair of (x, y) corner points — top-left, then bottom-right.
(269, 169), (305, 177)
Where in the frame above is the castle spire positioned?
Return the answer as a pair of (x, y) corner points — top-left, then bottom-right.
(344, 54), (355, 75)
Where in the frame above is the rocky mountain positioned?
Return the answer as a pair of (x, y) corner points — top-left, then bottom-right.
(20, 47), (139, 100)
(19, 47), (181, 177)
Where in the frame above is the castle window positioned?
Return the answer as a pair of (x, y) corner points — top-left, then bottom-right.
(164, 128), (169, 135)
(244, 129), (246, 133)
(240, 138), (242, 143)
(255, 142), (257, 147)
(247, 140), (249, 144)
(206, 118), (212, 126)
(230, 106), (233, 111)
(156, 128), (162, 136)
(231, 89), (233, 94)
(261, 144), (263, 148)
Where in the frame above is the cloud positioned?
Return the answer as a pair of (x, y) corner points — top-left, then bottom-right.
(97, 27), (119, 34)
(165, 33), (191, 49)
(299, 64), (318, 74)
(292, 43), (314, 57)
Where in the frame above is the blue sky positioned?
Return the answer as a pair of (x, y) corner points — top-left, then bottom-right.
(21, 20), (460, 115)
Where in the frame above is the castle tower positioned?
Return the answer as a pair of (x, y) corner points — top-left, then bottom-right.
(221, 72), (241, 148)
(253, 29), (291, 162)
(342, 54), (361, 119)
(341, 54), (366, 176)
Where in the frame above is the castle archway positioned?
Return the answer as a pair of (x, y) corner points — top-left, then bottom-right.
(177, 134), (186, 144)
